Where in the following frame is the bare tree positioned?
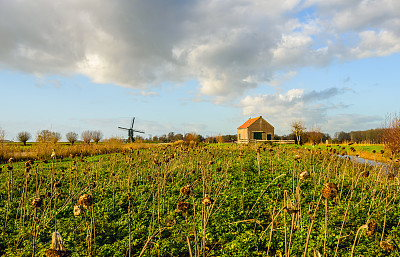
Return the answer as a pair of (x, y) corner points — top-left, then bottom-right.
(51, 132), (61, 143)
(92, 130), (103, 143)
(216, 134), (223, 143)
(382, 113), (400, 157)
(308, 127), (323, 145)
(36, 130), (61, 143)
(66, 132), (78, 145)
(81, 130), (93, 144)
(37, 130), (52, 143)
(291, 120), (306, 145)
(0, 127), (4, 142)
(17, 131), (31, 146)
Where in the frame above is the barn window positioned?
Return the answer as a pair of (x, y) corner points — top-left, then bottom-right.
(253, 132), (262, 140)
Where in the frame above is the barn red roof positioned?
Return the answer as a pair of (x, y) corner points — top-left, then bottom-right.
(237, 116), (261, 129)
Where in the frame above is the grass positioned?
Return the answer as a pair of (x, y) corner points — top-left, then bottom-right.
(0, 142), (399, 256)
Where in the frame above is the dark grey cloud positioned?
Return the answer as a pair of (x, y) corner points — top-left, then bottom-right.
(0, 0), (399, 99)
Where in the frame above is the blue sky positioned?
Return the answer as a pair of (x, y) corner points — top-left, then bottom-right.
(0, 0), (399, 141)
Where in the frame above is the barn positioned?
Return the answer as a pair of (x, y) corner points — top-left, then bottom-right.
(237, 116), (274, 143)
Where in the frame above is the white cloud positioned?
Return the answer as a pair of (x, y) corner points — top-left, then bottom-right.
(238, 87), (349, 134)
(0, 0), (399, 100)
(351, 30), (400, 58)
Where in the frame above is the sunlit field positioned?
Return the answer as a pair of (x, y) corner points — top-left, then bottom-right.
(1, 142), (399, 256)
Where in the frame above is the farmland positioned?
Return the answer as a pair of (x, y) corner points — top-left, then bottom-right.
(0, 142), (399, 256)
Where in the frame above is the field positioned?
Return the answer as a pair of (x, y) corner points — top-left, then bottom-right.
(0, 142), (399, 256)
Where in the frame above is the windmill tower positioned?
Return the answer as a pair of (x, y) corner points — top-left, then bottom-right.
(118, 117), (145, 143)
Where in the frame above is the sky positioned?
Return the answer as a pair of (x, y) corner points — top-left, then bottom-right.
(1, 0), (400, 141)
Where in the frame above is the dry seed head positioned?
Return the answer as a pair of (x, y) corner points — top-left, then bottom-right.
(366, 221), (377, 236)
(380, 240), (395, 252)
(78, 194), (93, 208)
(321, 183), (338, 200)
(283, 206), (300, 215)
(299, 171), (310, 180)
(202, 194), (213, 206)
(361, 170), (369, 178)
(31, 197), (43, 208)
(177, 201), (190, 212)
(73, 204), (81, 216)
(180, 185), (192, 196)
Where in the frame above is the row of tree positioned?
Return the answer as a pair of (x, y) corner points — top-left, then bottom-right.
(134, 132), (237, 143)
(16, 130), (103, 146)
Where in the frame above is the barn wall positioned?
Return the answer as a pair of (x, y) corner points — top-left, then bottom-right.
(237, 128), (248, 140)
(247, 118), (274, 140)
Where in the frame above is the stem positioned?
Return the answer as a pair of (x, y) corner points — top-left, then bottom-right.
(303, 195), (323, 257)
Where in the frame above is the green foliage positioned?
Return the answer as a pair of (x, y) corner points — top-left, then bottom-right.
(0, 144), (399, 256)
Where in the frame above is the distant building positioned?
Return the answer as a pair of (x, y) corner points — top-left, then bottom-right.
(237, 116), (274, 143)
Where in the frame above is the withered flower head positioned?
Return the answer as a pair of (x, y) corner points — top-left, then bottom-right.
(208, 160), (214, 165)
(321, 183), (338, 200)
(380, 239), (395, 252)
(8, 157), (14, 163)
(78, 194), (93, 208)
(361, 170), (370, 178)
(180, 185), (192, 196)
(6, 165), (13, 171)
(388, 173), (395, 180)
(299, 171), (310, 180)
(202, 194), (213, 206)
(177, 201), (190, 212)
(73, 204), (81, 216)
(283, 205), (300, 215)
(31, 197), (43, 208)
(365, 221), (377, 236)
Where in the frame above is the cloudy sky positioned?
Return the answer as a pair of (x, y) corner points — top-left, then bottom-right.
(1, 0), (399, 141)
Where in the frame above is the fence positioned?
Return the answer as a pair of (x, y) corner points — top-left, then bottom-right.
(237, 139), (295, 144)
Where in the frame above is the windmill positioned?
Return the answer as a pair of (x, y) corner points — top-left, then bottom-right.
(118, 117), (145, 143)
